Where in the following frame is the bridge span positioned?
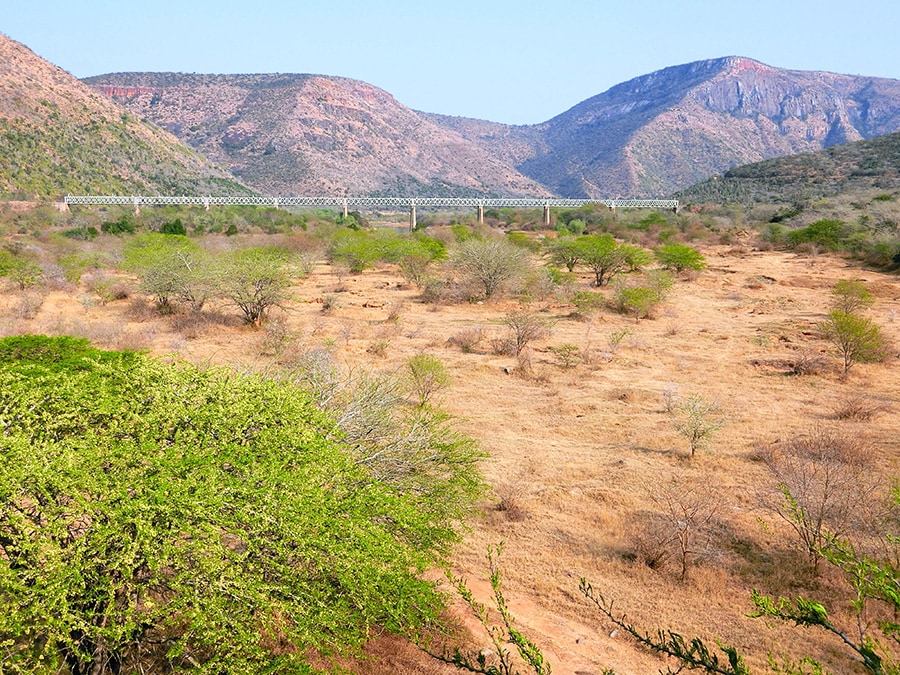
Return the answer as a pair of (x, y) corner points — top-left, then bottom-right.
(64, 195), (679, 229)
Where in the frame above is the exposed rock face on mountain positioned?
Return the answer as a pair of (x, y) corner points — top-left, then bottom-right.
(85, 73), (551, 198)
(428, 57), (900, 198)
(0, 33), (246, 199)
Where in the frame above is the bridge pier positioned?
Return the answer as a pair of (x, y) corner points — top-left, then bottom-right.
(203, 197), (210, 211)
(409, 204), (417, 232)
(342, 199), (348, 219)
(132, 197), (140, 215)
(543, 204), (550, 227)
(477, 204), (484, 224)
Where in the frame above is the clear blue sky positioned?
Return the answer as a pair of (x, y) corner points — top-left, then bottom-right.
(4, 0), (899, 125)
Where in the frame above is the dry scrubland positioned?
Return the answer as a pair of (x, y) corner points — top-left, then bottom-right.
(2, 227), (899, 674)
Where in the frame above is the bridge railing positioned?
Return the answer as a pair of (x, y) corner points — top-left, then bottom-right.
(64, 195), (678, 210)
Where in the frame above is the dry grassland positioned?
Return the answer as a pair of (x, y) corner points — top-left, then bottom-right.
(3, 241), (899, 674)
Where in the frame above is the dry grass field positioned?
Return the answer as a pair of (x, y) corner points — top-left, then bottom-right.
(2, 234), (899, 674)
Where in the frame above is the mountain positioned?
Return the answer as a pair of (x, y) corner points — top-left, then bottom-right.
(84, 72), (551, 198)
(0, 33), (249, 200)
(674, 131), (900, 205)
(428, 57), (900, 198)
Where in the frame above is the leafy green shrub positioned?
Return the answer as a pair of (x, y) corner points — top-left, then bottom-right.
(218, 246), (292, 324)
(787, 219), (846, 250)
(100, 216), (136, 235)
(405, 353), (451, 407)
(62, 226), (99, 240)
(0, 249), (42, 290)
(571, 290), (605, 317)
(612, 286), (661, 319)
(831, 280), (874, 314)
(159, 218), (187, 235)
(0, 335), (478, 673)
(506, 231), (542, 252)
(577, 233), (629, 286)
(122, 233), (213, 311)
(655, 244), (706, 272)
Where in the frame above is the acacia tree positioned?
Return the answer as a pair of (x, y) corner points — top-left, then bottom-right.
(577, 233), (629, 286)
(122, 233), (214, 311)
(0, 336), (480, 674)
(820, 310), (888, 377)
(217, 246), (293, 324)
(452, 238), (528, 299)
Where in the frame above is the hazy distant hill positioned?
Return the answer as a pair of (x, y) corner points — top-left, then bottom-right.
(0, 33), (248, 200)
(429, 57), (900, 198)
(674, 131), (900, 205)
(84, 72), (551, 198)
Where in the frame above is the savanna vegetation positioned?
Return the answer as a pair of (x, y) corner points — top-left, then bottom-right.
(0, 196), (898, 675)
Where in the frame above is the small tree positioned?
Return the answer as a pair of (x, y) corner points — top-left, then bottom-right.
(820, 310), (888, 376)
(761, 426), (880, 572)
(577, 233), (629, 286)
(405, 353), (450, 407)
(452, 238), (528, 299)
(548, 237), (584, 272)
(655, 244), (706, 273)
(642, 477), (722, 580)
(217, 246), (292, 324)
(669, 393), (723, 457)
(831, 279), (875, 314)
(122, 234), (214, 312)
(502, 309), (549, 356)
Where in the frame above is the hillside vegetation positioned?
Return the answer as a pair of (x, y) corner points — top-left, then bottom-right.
(675, 132), (900, 205)
(0, 33), (250, 200)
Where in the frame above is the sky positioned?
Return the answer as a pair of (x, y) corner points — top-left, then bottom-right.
(4, 0), (900, 125)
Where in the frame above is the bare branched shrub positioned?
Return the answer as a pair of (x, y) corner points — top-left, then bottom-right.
(762, 426), (881, 572)
(494, 483), (529, 522)
(11, 291), (45, 320)
(452, 238), (529, 299)
(320, 294), (338, 314)
(284, 352), (484, 522)
(661, 383), (680, 413)
(260, 313), (298, 357)
(448, 326), (484, 353)
(503, 309), (550, 357)
(634, 477), (722, 580)
(832, 392), (891, 421)
(789, 349), (829, 376)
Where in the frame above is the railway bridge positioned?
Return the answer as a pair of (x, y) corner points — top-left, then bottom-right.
(64, 195), (679, 230)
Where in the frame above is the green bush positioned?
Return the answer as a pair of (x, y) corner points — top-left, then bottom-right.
(655, 244), (706, 272)
(0, 335), (480, 673)
(786, 219), (846, 250)
(159, 218), (187, 235)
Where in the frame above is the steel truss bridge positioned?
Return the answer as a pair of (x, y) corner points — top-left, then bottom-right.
(64, 195), (679, 228)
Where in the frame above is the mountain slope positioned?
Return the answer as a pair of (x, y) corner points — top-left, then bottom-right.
(85, 72), (551, 198)
(431, 57), (900, 198)
(0, 33), (248, 200)
(674, 131), (900, 205)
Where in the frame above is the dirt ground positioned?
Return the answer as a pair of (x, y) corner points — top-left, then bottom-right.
(4, 240), (900, 674)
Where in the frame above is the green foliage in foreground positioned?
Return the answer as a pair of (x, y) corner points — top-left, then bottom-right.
(0, 336), (476, 674)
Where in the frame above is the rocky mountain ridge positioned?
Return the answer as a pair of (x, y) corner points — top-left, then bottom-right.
(84, 72), (551, 198)
(0, 33), (248, 199)
(431, 56), (900, 198)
